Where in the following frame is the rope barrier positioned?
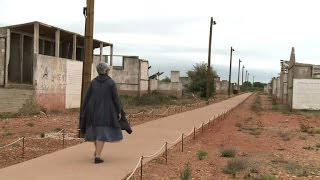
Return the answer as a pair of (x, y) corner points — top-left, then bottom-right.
(147, 109), (154, 115)
(186, 127), (195, 137)
(0, 137), (23, 149)
(125, 156), (143, 180)
(167, 134), (182, 145)
(124, 95), (251, 179)
(143, 143), (166, 158)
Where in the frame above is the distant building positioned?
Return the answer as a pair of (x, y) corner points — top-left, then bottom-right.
(0, 21), (183, 114)
(270, 47), (320, 110)
(0, 21), (112, 112)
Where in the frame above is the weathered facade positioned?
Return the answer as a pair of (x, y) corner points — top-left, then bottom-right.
(157, 71), (183, 98)
(216, 80), (229, 94)
(270, 47), (320, 110)
(0, 22), (184, 113)
(110, 56), (149, 96)
(0, 21), (112, 112)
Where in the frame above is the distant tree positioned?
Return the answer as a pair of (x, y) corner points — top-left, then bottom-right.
(253, 82), (265, 88)
(241, 81), (265, 92)
(187, 62), (218, 98)
(252, 82), (266, 92)
(240, 81), (252, 92)
(161, 76), (171, 82)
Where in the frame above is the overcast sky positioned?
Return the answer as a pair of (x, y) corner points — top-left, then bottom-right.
(1, 0), (320, 83)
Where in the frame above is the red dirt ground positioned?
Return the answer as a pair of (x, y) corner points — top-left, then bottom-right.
(128, 94), (320, 180)
(0, 95), (230, 169)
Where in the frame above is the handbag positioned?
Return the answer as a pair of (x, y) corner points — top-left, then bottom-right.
(119, 109), (133, 134)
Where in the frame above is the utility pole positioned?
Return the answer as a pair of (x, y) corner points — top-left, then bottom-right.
(253, 75), (255, 85)
(242, 65), (245, 85)
(206, 17), (216, 104)
(228, 46), (234, 98)
(79, 0), (94, 137)
(245, 70), (248, 82)
(248, 73), (250, 83)
(237, 59), (241, 92)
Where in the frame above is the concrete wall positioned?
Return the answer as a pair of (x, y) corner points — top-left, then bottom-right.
(0, 29), (6, 86)
(65, 60), (82, 109)
(276, 77), (280, 99)
(220, 80), (229, 94)
(35, 55), (66, 111)
(140, 60), (149, 95)
(312, 65), (320, 78)
(150, 79), (158, 91)
(158, 82), (182, 98)
(112, 56), (140, 96)
(292, 79), (320, 110)
(279, 72), (288, 104)
(155, 71), (182, 97)
(111, 56), (149, 96)
(171, 71), (180, 83)
(272, 78), (276, 96)
(294, 65), (312, 79)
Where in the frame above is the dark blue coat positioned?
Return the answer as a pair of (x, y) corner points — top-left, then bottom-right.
(81, 75), (121, 132)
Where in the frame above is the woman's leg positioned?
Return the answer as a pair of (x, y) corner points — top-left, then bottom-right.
(95, 140), (105, 158)
(94, 141), (97, 157)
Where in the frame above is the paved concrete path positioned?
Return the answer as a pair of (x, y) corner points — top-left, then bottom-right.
(0, 93), (251, 180)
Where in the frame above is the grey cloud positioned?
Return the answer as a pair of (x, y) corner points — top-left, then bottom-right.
(61, 17), (202, 36)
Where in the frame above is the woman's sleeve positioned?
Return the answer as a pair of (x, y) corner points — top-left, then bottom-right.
(82, 83), (92, 113)
(111, 80), (121, 114)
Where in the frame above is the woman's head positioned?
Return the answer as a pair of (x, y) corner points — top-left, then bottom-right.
(96, 62), (110, 75)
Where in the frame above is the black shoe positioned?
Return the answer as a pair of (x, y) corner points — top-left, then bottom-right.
(94, 157), (104, 164)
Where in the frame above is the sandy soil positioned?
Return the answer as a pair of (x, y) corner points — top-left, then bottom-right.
(128, 94), (320, 180)
(0, 95), (230, 169)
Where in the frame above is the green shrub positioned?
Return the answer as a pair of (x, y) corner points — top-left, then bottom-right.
(249, 129), (262, 136)
(277, 131), (291, 141)
(251, 95), (263, 113)
(26, 122), (34, 127)
(221, 148), (236, 157)
(196, 150), (208, 160)
(223, 158), (247, 175)
(262, 175), (277, 180)
(40, 132), (45, 138)
(180, 163), (192, 180)
(235, 122), (242, 128)
(5, 132), (13, 136)
(300, 123), (309, 133)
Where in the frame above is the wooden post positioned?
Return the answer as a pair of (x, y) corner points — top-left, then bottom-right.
(80, 0), (95, 137)
(202, 123), (204, 133)
(165, 142), (168, 165)
(62, 129), (65, 148)
(193, 127), (196, 140)
(99, 42), (103, 62)
(22, 137), (25, 158)
(140, 156), (143, 180)
(181, 133), (184, 152)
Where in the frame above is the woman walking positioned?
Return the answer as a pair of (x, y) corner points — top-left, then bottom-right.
(81, 62), (123, 164)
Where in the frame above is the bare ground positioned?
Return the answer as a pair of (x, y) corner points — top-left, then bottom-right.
(128, 94), (320, 180)
(0, 94), (231, 169)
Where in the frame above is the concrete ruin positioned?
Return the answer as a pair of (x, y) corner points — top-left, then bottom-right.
(270, 47), (320, 110)
(0, 21), (112, 112)
(0, 21), (183, 113)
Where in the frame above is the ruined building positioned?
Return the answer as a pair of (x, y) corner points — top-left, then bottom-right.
(270, 47), (320, 110)
(0, 21), (183, 114)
